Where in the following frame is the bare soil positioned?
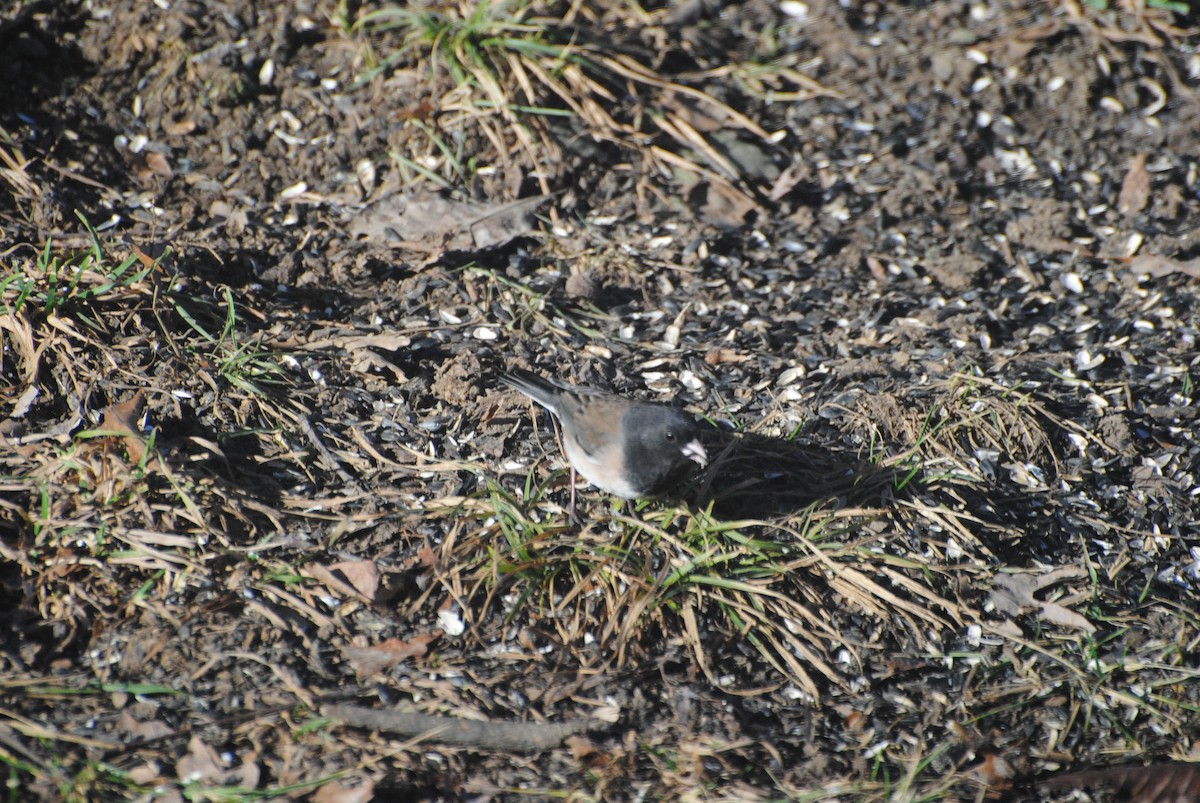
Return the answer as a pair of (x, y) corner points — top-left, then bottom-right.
(2, 0), (1200, 800)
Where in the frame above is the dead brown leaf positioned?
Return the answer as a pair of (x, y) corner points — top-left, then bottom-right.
(1117, 153), (1150, 217)
(307, 559), (381, 603)
(1126, 254), (1200, 279)
(340, 633), (436, 677)
(230, 751), (261, 790)
(566, 734), (611, 767)
(176, 735), (224, 785)
(130, 149), (172, 183)
(969, 752), (1015, 785)
(703, 348), (750, 366)
(312, 779), (377, 803)
(116, 709), (173, 741)
(99, 392), (148, 464)
(173, 736), (259, 789)
(128, 763), (167, 785)
(162, 117), (197, 136)
(415, 545), (437, 568)
(989, 567), (1095, 634)
(701, 180), (758, 227)
(348, 192), (551, 254)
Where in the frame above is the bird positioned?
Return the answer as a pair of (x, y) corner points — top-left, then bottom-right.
(501, 369), (709, 500)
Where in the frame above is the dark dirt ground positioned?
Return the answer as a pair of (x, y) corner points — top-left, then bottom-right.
(3, 0), (1200, 800)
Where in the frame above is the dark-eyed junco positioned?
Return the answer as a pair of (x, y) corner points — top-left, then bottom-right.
(501, 369), (708, 499)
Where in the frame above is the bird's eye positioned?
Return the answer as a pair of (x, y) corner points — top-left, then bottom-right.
(665, 431), (676, 441)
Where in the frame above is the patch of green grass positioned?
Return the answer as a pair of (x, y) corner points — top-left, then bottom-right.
(345, 0), (808, 195)
(489, 492), (569, 563)
(1083, 0), (1190, 13)
(171, 286), (291, 397)
(350, 0), (583, 188)
(0, 212), (156, 325)
(5, 680), (179, 697)
(470, 480), (586, 616)
(389, 122), (461, 189)
(461, 475), (860, 697)
(352, 0), (553, 88)
(1, 215), (290, 404)
(894, 402), (944, 492)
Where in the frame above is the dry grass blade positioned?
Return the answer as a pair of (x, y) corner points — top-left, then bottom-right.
(894, 499), (1001, 557)
(875, 565), (963, 625)
(699, 588), (831, 695)
(529, 58), (624, 138)
(0, 128), (40, 203)
(594, 51), (774, 141)
(1, 226), (310, 728)
(695, 59), (842, 103)
(649, 145), (759, 208)
(826, 564), (952, 632)
(0, 309), (40, 386)
(352, 3), (818, 196)
(0, 709), (116, 750)
(653, 112), (743, 181)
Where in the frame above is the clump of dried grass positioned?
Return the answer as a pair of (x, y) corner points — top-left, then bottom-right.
(0, 226), (296, 668)
(350, 0), (837, 207)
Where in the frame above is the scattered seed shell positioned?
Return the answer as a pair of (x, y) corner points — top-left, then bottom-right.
(279, 181), (307, 201)
(356, 158), (376, 193)
(438, 609), (465, 637)
(1075, 349), (1105, 371)
(778, 366), (807, 386)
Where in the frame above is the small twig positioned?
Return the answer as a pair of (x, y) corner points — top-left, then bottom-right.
(324, 704), (605, 752)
